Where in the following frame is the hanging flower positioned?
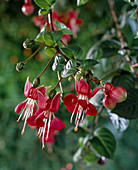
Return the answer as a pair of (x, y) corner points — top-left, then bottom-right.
(27, 92), (65, 150)
(64, 79), (103, 131)
(103, 83), (127, 110)
(14, 77), (48, 135)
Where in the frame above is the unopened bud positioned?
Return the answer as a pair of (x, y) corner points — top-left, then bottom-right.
(75, 73), (81, 81)
(33, 77), (40, 87)
(97, 156), (106, 165)
(68, 76), (74, 81)
(100, 80), (106, 86)
(16, 62), (25, 72)
(48, 89), (56, 98)
(23, 39), (35, 49)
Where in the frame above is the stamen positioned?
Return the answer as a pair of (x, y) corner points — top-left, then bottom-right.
(70, 103), (78, 123)
(42, 118), (48, 150)
(46, 112), (52, 141)
(81, 111), (85, 123)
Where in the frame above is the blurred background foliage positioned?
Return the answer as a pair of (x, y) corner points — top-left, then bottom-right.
(0, 0), (138, 170)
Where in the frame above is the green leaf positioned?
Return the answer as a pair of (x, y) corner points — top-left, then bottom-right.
(112, 89), (138, 119)
(43, 32), (55, 46)
(79, 59), (99, 70)
(35, 32), (44, 43)
(60, 47), (74, 59)
(84, 151), (99, 164)
(68, 45), (83, 58)
(61, 60), (77, 77)
(77, 0), (89, 6)
(51, 31), (63, 44)
(90, 128), (116, 158)
(34, 0), (55, 9)
(38, 8), (49, 15)
(45, 47), (56, 57)
(112, 71), (135, 91)
(52, 55), (65, 71)
(55, 21), (73, 35)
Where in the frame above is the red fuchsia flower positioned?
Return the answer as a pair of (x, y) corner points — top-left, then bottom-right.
(103, 83), (127, 110)
(64, 79), (103, 131)
(27, 92), (65, 150)
(22, 0), (34, 16)
(14, 77), (48, 135)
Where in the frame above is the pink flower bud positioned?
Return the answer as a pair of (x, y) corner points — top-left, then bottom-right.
(104, 83), (114, 95)
(110, 86), (127, 103)
(21, 3), (34, 16)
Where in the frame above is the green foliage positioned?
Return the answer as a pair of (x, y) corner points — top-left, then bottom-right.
(52, 55), (65, 71)
(55, 21), (73, 35)
(62, 60), (77, 77)
(90, 128), (116, 159)
(77, 0), (89, 6)
(34, 0), (55, 9)
(79, 59), (99, 70)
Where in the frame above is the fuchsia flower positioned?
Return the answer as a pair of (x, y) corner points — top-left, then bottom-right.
(64, 79), (103, 131)
(14, 77), (47, 135)
(103, 83), (127, 110)
(27, 92), (65, 150)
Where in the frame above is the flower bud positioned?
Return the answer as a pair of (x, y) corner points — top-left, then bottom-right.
(16, 62), (25, 72)
(23, 39), (35, 49)
(75, 73), (81, 81)
(33, 77), (40, 87)
(21, 3), (34, 16)
(68, 76), (74, 81)
(110, 86), (127, 103)
(97, 156), (106, 165)
(48, 89), (56, 99)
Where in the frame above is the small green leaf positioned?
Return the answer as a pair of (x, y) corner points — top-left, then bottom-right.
(55, 21), (73, 35)
(38, 8), (49, 15)
(68, 45), (83, 58)
(90, 128), (116, 158)
(77, 0), (89, 6)
(79, 59), (99, 70)
(35, 32), (44, 43)
(84, 151), (99, 164)
(51, 31), (63, 43)
(45, 47), (56, 57)
(52, 55), (65, 71)
(43, 32), (55, 46)
(34, 0), (55, 9)
(60, 47), (74, 59)
(61, 60), (77, 77)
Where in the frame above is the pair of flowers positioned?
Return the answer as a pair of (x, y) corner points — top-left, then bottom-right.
(15, 77), (127, 149)
(15, 77), (65, 149)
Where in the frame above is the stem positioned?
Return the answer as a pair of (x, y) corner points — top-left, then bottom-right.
(57, 71), (63, 93)
(24, 45), (43, 63)
(92, 106), (103, 133)
(48, 9), (54, 32)
(35, 41), (56, 49)
(38, 51), (57, 78)
(53, 76), (63, 90)
(108, 0), (135, 73)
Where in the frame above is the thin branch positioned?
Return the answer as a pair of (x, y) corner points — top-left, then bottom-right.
(108, 0), (135, 73)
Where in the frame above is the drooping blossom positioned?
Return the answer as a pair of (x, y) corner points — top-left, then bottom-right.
(27, 92), (65, 150)
(14, 77), (48, 135)
(64, 79), (103, 131)
(103, 83), (127, 110)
